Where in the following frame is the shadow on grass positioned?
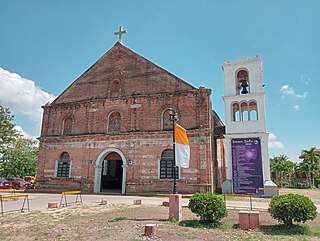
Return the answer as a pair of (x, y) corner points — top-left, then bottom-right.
(259, 224), (314, 236)
(109, 217), (173, 222)
(179, 220), (227, 230)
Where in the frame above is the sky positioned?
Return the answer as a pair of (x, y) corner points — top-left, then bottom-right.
(0, 0), (319, 162)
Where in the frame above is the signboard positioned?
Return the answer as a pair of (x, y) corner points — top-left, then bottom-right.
(231, 138), (263, 194)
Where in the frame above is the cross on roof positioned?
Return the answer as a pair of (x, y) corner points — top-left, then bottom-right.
(114, 26), (127, 44)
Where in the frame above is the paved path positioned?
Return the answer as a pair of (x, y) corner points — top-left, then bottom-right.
(1, 192), (319, 214)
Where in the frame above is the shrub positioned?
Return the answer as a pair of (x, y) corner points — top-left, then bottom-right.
(188, 193), (228, 224)
(268, 194), (317, 227)
(289, 178), (309, 189)
(278, 180), (290, 187)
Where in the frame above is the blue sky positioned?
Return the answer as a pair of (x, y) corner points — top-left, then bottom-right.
(0, 0), (319, 162)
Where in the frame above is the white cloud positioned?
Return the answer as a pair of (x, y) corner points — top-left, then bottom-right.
(0, 67), (56, 122)
(293, 105), (299, 110)
(280, 85), (307, 99)
(14, 125), (38, 141)
(268, 132), (284, 149)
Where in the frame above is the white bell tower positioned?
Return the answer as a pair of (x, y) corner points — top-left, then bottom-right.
(221, 56), (277, 196)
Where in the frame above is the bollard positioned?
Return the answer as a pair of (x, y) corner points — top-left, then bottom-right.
(162, 201), (169, 207)
(239, 211), (260, 229)
(169, 194), (182, 221)
(48, 202), (59, 209)
(133, 199), (142, 205)
(144, 224), (156, 237)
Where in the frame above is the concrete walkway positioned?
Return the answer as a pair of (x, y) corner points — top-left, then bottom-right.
(1, 192), (319, 214)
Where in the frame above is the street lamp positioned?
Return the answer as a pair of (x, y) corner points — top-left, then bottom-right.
(168, 108), (178, 194)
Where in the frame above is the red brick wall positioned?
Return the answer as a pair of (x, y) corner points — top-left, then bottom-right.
(41, 89), (212, 137)
(37, 129), (214, 193)
(37, 87), (216, 193)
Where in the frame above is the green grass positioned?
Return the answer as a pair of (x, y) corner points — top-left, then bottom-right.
(179, 220), (221, 229)
(260, 224), (320, 237)
(109, 216), (127, 222)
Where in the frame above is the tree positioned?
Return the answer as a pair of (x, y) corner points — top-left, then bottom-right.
(300, 147), (320, 188)
(0, 105), (20, 153)
(270, 155), (296, 185)
(0, 105), (38, 177)
(1, 138), (38, 177)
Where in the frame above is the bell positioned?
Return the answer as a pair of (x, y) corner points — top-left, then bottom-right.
(241, 85), (249, 94)
(239, 74), (249, 94)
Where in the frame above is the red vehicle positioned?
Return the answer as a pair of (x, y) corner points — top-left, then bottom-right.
(7, 178), (33, 190)
(0, 178), (12, 189)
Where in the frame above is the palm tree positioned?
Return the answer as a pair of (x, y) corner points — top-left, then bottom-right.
(301, 147), (320, 188)
(270, 155), (296, 186)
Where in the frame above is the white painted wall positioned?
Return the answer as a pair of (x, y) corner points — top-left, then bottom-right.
(223, 93), (267, 134)
(223, 56), (264, 96)
(222, 56), (276, 194)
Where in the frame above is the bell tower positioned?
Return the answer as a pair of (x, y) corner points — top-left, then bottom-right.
(221, 56), (277, 196)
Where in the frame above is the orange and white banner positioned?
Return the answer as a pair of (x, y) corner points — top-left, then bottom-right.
(175, 123), (190, 168)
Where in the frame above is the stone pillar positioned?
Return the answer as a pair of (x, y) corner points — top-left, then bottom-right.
(239, 211), (260, 229)
(144, 224), (156, 237)
(169, 194), (182, 221)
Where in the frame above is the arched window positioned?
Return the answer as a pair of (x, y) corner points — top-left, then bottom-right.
(159, 149), (179, 179)
(241, 102), (249, 121)
(56, 152), (71, 177)
(108, 112), (121, 132)
(162, 109), (173, 131)
(249, 100), (258, 120)
(111, 79), (120, 92)
(236, 69), (250, 95)
(110, 79), (121, 97)
(232, 102), (240, 122)
(63, 117), (73, 135)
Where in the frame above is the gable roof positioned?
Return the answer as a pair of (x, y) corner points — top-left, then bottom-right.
(52, 42), (195, 104)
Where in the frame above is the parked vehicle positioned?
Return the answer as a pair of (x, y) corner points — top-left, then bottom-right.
(7, 178), (33, 190)
(24, 176), (36, 184)
(0, 178), (12, 189)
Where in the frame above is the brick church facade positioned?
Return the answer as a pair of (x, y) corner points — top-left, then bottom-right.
(36, 42), (226, 194)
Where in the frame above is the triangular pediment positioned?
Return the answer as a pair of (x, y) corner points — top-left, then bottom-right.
(53, 42), (195, 104)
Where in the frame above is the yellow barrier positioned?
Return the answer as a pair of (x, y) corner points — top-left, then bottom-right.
(59, 190), (83, 207)
(61, 190), (81, 195)
(0, 194), (30, 216)
(258, 187), (279, 191)
(0, 194), (28, 200)
(0, 189), (16, 197)
(257, 187), (279, 196)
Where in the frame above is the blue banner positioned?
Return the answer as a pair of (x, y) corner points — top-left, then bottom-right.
(231, 138), (263, 194)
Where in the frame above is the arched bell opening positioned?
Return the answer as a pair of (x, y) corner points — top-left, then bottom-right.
(236, 69), (250, 95)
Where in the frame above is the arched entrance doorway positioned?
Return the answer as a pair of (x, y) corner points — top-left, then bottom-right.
(94, 148), (126, 194)
(101, 153), (123, 192)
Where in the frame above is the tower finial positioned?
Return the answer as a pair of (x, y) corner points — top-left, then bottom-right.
(114, 26), (127, 44)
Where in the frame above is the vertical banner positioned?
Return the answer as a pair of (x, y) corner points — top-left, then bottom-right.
(231, 138), (263, 194)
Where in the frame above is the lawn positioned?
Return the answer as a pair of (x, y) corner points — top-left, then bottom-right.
(0, 202), (319, 241)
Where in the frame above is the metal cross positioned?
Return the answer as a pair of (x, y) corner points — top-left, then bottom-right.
(114, 26), (127, 44)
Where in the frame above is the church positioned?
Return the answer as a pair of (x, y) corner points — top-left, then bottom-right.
(36, 32), (226, 194)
